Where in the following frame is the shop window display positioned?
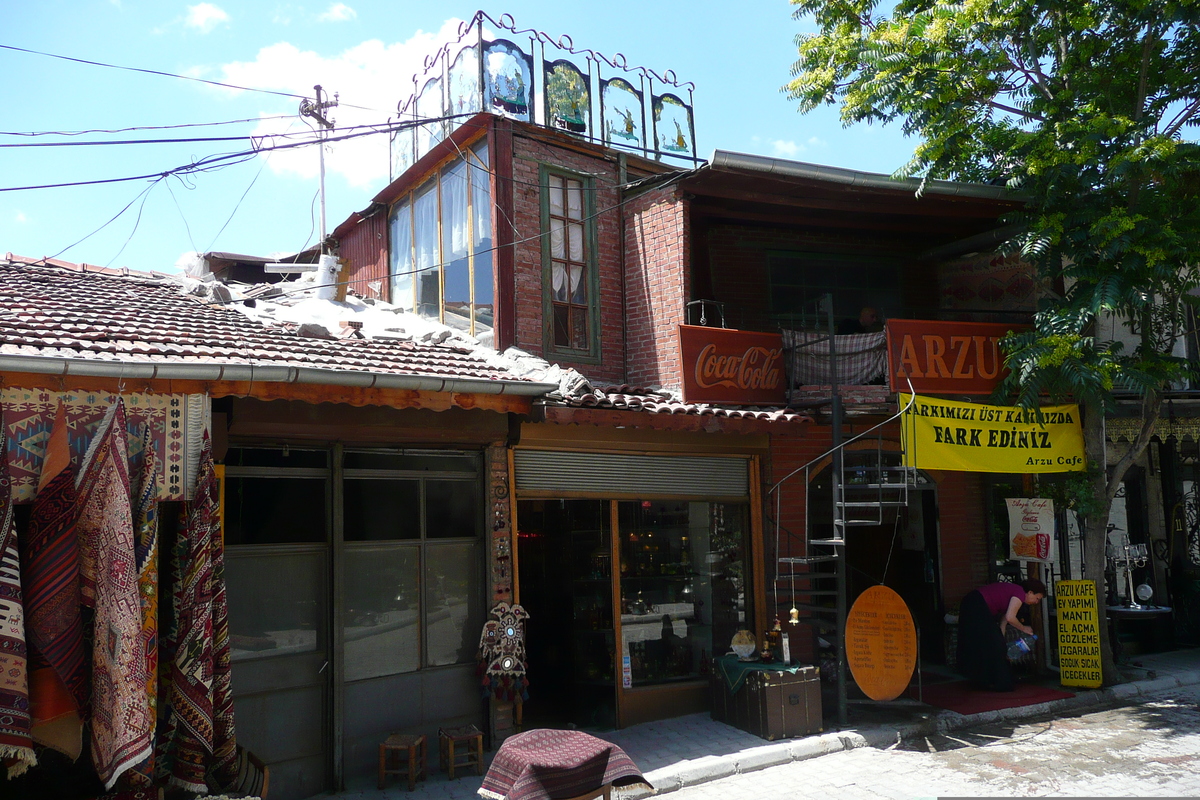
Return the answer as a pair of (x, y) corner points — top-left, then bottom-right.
(618, 501), (748, 688)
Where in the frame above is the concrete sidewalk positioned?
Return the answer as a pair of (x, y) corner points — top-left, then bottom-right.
(334, 648), (1200, 800)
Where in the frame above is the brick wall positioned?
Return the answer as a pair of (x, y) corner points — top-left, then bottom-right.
(697, 223), (934, 332)
(509, 134), (625, 385)
(623, 186), (689, 390)
(930, 469), (990, 606)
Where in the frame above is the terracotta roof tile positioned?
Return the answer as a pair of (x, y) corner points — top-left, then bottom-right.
(550, 385), (813, 423)
(0, 259), (533, 385)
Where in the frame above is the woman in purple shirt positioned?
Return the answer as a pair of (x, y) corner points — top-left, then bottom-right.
(955, 578), (1047, 691)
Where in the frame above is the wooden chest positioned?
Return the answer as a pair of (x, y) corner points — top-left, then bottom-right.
(711, 664), (822, 740)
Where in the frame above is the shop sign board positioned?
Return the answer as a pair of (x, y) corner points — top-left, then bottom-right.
(845, 585), (917, 702)
(1006, 498), (1057, 562)
(886, 319), (1028, 395)
(678, 325), (786, 405)
(1055, 580), (1103, 688)
(900, 393), (1086, 473)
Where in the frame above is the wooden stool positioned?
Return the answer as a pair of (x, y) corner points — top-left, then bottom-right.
(438, 724), (483, 779)
(378, 733), (427, 791)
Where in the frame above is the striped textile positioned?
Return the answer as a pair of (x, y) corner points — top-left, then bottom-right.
(75, 400), (153, 789)
(23, 403), (87, 760)
(161, 434), (237, 793)
(479, 729), (649, 800)
(0, 431), (36, 777)
(123, 423), (161, 788)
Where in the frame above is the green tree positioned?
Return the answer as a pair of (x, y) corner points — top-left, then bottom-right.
(787, 0), (1200, 683)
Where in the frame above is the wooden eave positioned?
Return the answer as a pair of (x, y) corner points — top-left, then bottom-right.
(3, 370), (536, 415)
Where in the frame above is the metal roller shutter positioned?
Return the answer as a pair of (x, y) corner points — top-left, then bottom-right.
(514, 450), (749, 498)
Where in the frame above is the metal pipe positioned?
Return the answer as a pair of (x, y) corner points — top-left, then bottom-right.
(0, 354), (559, 396)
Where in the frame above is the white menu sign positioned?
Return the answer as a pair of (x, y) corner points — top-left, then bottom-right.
(1006, 497), (1057, 563)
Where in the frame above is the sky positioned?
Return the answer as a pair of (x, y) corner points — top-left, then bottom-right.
(0, 1), (918, 275)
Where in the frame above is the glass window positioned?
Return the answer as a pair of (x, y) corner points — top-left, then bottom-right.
(227, 551), (325, 662)
(389, 200), (415, 312)
(414, 184), (440, 319)
(224, 447), (328, 469)
(470, 143), (494, 341)
(343, 451), (479, 472)
(343, 479), (421, 541)
(344, 546), (420, 680)
(424, 542), (483, 666)
(442, 159), (471, 332)
(617, 500), (751, 687)
(543, 168), (594, 355)
(425, 479), (481, 539)
(224, 476), (327, 545)
(386, 141), (495, 342)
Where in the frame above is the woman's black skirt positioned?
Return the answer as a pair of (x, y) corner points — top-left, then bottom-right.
(955, 589), (1015, 691)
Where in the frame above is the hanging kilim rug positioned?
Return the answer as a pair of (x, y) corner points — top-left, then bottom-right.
(121, 423), (161, 788)
(0, 428), (36, 777)
(161, 433), (236, 793)
(23, 403), (86, 760)
(75, 400), (153, 790)
(207, 440), (237, 790)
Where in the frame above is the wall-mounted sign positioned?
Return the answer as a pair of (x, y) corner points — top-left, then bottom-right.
(678, 325), (785, 405)
(900, 393), (1085, 473)
(1006, 498), (1057, 562)
(886, 319), (1028, 395)
(845, 585), (917, 702)
(1055, 580), (1102, 688)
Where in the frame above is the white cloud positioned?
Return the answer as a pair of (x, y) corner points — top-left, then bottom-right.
(186, 3), (230, 34)
(317, 3), (356, 22)
(217, 19), (465, 188)
(15, 211), (28, 224)
(771, 139), (804, 159)
(806, 136), (827, 148)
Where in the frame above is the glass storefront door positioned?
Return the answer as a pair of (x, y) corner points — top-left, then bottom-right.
(516, 498), (752, 729)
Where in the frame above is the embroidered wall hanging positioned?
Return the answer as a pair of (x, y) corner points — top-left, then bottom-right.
(477, 602), (530, 702)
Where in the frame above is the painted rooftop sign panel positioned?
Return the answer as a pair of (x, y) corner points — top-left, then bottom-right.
(885, 319), (1029, 395)
(678, 325), (786, 406)
(391, 11), (697, 178)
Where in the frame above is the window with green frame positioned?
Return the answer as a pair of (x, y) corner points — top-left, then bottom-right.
(541, 166), (598, 358)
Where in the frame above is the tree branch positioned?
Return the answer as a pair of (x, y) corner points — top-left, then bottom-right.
(987, 100), (1046, 122)
(1163, 96), (1200, 138)
(1107, 389), (1160, 506)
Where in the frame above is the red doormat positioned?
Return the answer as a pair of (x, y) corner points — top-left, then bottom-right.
(910, 680), (1075, 715)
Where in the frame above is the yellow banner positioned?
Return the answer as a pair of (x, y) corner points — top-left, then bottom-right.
(900, 393), (1085, 473)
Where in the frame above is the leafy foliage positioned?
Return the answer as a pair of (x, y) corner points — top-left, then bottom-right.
(787, 0), (1200, 410)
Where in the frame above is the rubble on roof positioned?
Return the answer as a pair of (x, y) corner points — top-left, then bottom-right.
(170, 271), (595, 399)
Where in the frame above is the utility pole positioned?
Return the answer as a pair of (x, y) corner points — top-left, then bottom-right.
(300, 85), (340, 299)
(299, 84), (338, 252)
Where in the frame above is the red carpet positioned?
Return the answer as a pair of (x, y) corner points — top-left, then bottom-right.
(910, 680), (1075, 715)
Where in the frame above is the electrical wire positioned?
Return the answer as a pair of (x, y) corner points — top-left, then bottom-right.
(0, 113), (477, 192)
(0, 115), (294, 137)
(0, 43), (380, 112)
(205, 169), (693, 308)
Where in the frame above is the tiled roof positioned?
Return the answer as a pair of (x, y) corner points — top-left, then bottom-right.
(0, 257), (535, 386)
(551, 385), (813, 423)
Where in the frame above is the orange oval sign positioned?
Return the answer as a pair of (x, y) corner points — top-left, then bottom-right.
(845, 585), (917, 701)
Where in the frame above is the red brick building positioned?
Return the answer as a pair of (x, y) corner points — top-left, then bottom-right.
(333, 105), (1032, 734)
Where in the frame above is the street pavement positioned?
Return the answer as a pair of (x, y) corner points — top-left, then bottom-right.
(335, 648), (1200, 799)
(668, 683), (1200, 798)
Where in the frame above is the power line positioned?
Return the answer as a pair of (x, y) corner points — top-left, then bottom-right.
(0, 43), (307, 100)
(0, 43), (382, 112)
(0, 113), (476, 192)
(0, 119), (400, 148)
(0, 115), (294, 137)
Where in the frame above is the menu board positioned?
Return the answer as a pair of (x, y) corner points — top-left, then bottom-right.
(1055, 579), (1102, 688)
(845, 585), (917, 701)
(1006, 497), (1057, 562)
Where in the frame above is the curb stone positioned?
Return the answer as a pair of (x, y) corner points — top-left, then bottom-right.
(626, 668), (1200, 797)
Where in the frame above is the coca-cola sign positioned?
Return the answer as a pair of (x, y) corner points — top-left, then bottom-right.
(678, 325), (786, 405)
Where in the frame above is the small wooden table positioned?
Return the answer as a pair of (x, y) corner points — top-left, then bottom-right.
(378, 733), (427, 791)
